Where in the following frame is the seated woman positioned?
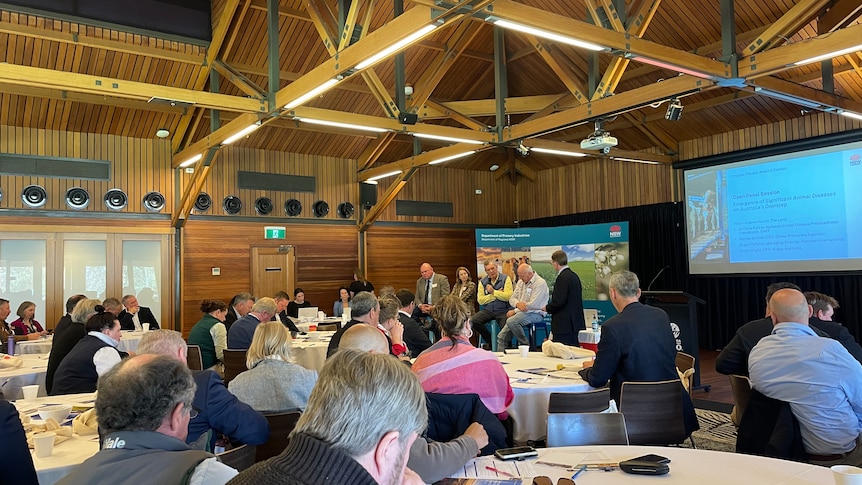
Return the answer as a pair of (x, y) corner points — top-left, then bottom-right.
(11, 301), (47, 340)
(45, 298), (101, 394)
(411, 295), (513, 419)
(228, 321), (317, 412)
(332, 287), (351, 317)
(187, 299), (228, 371)
(51, 306), (127, 395)
(286, 288), (312, 318)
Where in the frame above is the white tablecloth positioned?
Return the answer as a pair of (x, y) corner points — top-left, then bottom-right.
(291, 331), (335, 372)
(501, 351), (596, 442)
(0, 353), (50, 400)
(455, 445), (831, 484)
(118, 331), (144, 353)
(13, 392), (100, 485)
(295, 318), (343, 333)
(15, 331), (144, 355)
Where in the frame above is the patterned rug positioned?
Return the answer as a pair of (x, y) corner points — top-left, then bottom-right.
(682, 408), (737, 452)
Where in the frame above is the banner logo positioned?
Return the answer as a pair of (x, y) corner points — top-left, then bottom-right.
(609, 224), (622, 238)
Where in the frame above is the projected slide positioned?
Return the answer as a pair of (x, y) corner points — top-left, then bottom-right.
(685, 140), (862, 274)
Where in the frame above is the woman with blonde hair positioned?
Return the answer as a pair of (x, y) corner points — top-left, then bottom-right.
(452, 266), (477, 311)
(228, 321), (317, 412)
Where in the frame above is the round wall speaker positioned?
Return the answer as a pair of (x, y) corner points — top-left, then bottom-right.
(337, 202), (355, 219)
(284, 198), (302, 217)
(105, 189), (128, 211)
(22, 185), (47, 208)
(312, 200), (329, 218)
(223, 195), (242, 214)
(194, 192), (212, 212)
(143, 191), (166, 212)
(254, 197), (273, 215)
(65, 187), (90, 210)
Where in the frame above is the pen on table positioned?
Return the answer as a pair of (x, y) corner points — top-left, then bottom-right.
(485, 466), (515, 477)
(571, 465), (588, 479)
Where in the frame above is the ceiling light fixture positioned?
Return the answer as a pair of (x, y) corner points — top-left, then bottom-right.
(178, 153), (202, 168)
(413, 133), (484, 145)
(489, 164), (500, 171)
(365, 170), (403, 183)
(529, 147), (588, 157)
(155, 128), (170, 138)
(753, 87), (822, 109)
(839, 110), (862, 121)
(429, 150), (476, 165)
(624, 54), (715, 80)
(222, 121), (262, 145)
(794, 44), (862, 66)
(284, 78), (341, 110)
(492, 19), (606, 52)
(297, 118), (389, 133)
(611, 157), (661, 165)
(355, 24), (439, 70)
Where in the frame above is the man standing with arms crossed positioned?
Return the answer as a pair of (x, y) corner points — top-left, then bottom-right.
(543, 250), (585, 346)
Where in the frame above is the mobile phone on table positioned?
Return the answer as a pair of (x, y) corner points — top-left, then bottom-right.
(494, 446), (538, 460)
(631, 454), (670, 464)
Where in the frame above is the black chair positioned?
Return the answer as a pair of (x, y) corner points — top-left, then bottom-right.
(548, 388), (612, 414)
(425, 393), (507, 456)
(546, 413), (629, 447)
(222, 349), (247, 385)
(618, 379), (695, 447)
(217, 444), (257, 471)
(186, 344), (203, 371)
(256, 411), (302, 462)
(736, 388), (808, 462)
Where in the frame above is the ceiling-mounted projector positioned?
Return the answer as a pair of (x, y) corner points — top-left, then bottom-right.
(581, 119), (618, 154)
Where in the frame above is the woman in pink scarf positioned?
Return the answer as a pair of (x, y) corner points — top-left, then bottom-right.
(412, 295), (513, 418)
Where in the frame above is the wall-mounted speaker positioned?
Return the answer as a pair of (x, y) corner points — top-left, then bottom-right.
(284, 198), (302, 217)
(360, 182), (377, 209)
(22, 185), (47, 208)
(337, 202), (355, 219)
(223, 195), (242, 215)
(194, 192), (212, 212)
(65, 187), (90, 210)
(312, 200), (329, 218)
(254, 197), (273, 215)
(143, 191), (166, 212)
(399, 112), (419, 125)
(105, 189), (128, 211)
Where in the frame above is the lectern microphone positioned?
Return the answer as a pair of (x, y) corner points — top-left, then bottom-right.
(646, 265), (671, 291)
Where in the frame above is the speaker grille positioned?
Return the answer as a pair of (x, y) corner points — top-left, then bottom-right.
(0, 154), (110, 180)
(254, 197), (273, 215)
(284, 199), (302, 217)
(143, 191), (166, 212)
(194, 192), (212, 212)
(22, 185), (48, 208)
(396, 200), (453, 217)
(237, 171), (315, 192)
(105, 189), (128, 211)
(223, 196), (242, 214)
(337, 202), (354, 219)
(65, 187), (90, 210)
(312, 200), (329, 218)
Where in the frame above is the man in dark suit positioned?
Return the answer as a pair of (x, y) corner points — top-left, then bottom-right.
(118, 294), (159, 331)
(578, 270), (680, 402)
(224, 292), (254, 331)
(396, 289), (432, 357)
(272, 290), (303, 334)
(806, 291), (862, 363)
(227, 297), (277, 350)
(543, 250), (585, 346)
(52, 294), (86, 338)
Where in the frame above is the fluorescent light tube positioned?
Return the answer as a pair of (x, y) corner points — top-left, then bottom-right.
(794, 44), (862, 66)
(840, 110), (862, 121)
(297, 118), (388, 133)
(530, 147), (588, 157)
(178, 153), (202, 167)
(284, 78), (340, 109)
(754, 87), (821, 109)
(355, 24), (438, 70)
(429, 151), (476, 165)
(626, 54), (714, 80)
(493, 19), (605, 52)
(612, 157), (661, 165)
(413, 133), (484, 145)
(366, 170), (403, 182)
(222, 123), (261, 145)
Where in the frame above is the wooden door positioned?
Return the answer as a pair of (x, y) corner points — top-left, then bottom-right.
(251, 246), (296, 300)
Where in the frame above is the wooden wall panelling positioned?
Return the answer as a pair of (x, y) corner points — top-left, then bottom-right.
(365, 225), (478, 298)
(180, 220), (358, 335)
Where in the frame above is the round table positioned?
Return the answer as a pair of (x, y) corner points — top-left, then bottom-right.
(501, 351), (599, 442)
(15, 331), (144, 355)
(0, 353), (49, 400)
(291, 331), (335, 372)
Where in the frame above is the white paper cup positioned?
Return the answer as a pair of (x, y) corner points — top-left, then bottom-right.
(833, 465), (862, 485)
(518, 345), (530, 358)
(318, 311), (326, 320)
(22, 385), (39, 402)
(142, 323), (150, 332)
(33, 432), (56, 458)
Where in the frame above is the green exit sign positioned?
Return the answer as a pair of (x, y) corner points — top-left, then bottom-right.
(264, 226), (286, 239)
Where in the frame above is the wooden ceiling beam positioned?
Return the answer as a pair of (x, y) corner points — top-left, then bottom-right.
(337, 0), (364, 51)
(230, 62), (373, 94)
(358, 167), (417, 232)
(359, 142), (494, 181)
(0, 82), (187, 114)
(357, 132), (398, 170)
(421, 99), (487, 130)
(522, 93), (573, 123)
(0, 22), (204, 64)
(743, 0), (831, 56)
(819, 0), (862, 33)
(409, 22), (484, 113)
(526, 34), (589, 104)
(749, 76), (862, 114)
(213, 60), (266, 98)
(247, 0), (311, 20)
(620, 111), (677, 154)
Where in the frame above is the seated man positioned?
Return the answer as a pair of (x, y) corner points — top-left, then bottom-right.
(749, 288), (862, 467)
(137, 330), (269, 452)
(326, 292), (379, 357)
(227, 297), (277, 350)
(496, 264), (548, 350)
(471, 261), (513, 349)
(56, 354), (237, 484)
(1, 399), (38, 485)
(117, 294), (160, 331)
(224, 293), (254, 330)
(228, 349), (426, 485)
(396, 289), (432, 357)
(805, 291), (862, 363)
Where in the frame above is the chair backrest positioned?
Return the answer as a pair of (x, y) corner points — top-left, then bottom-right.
(618, 379), (688, 445)
(675, 351), (696, 396)
(217, 444), (257, 471)
(317, 324), (338, 332)
(256, 411), (302, 462)
(186, 344), (203, 371)
(548, 388), (612, 414)
(222, 349), (248, 385)
(736, 388), (808, 462)
(546, 412), (629, 447)
(729, 374), (751, 424)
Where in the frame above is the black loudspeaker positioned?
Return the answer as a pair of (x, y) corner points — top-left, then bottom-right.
(337, 202), (354, 219)
(284, 198), (302, 217)
(360, 182), (377, 209)
(143, 191), (166, 212)
(105, 189), (128, 211)
(399, 112), (418, 125)
(223, 196), (242, 214)
(194, 193), (212, 212)
(22, 185), (47, 208)
(254, 197), (273, 215)
(312, 200), (329, 218)
(65, 187), (90, 210)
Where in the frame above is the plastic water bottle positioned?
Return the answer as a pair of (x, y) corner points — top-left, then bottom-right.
(7, 336), (14, 356)
(591, 314), (599, 333)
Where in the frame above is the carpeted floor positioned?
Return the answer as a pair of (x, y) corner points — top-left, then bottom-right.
(683, 408), (737, 452)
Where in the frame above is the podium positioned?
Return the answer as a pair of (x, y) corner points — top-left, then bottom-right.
(641, 291), (708, 390)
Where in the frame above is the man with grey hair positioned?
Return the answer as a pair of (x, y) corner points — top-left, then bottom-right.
(102, 298), (124, 319)
(137, 330), (269, 452)
(749, 288), (862, 467)
(543, 249), (585, 346)
(225, 292), (255, 330)
(227, 297), (277, 350)
(578, 270), (679, 402)
(326, 291), (380, 357)
(228, 349), (426, 485)
(56, 354), (238, 484)
(497, 264), (548, 350)
(118, 294), (160, 331)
